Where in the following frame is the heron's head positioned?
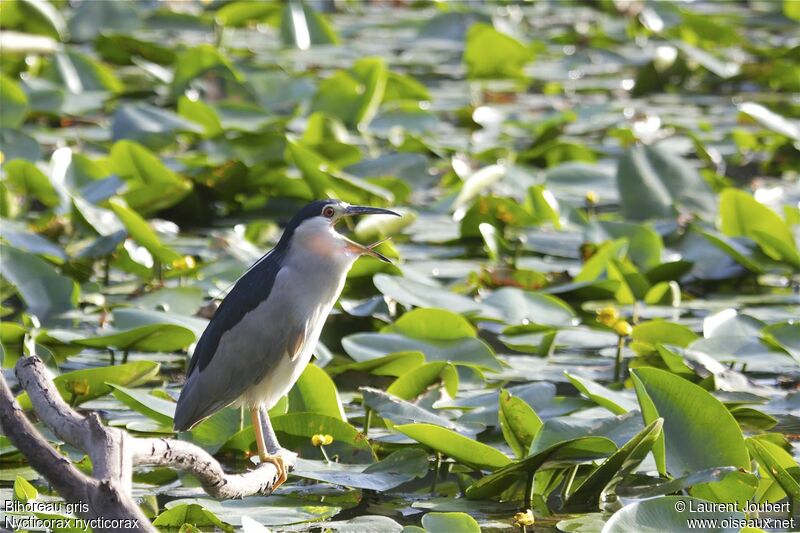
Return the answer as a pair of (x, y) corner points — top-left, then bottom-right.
(285, 199), (399, 262)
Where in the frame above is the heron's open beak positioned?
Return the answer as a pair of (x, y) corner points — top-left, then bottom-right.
(343, 205), (401, 217)
(341, 206), (399, 263)
(344, 236), (392, 263)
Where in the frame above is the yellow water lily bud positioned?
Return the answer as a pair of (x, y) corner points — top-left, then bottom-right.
(172, 255), (196, 270)
(513, 510), (535, 527)
(311, 434), (333, 446)
(67, 379), (90, 396)
(585, 190), (598, 206)
(596, 306), (619, 327)
(614, 320), (633, 337)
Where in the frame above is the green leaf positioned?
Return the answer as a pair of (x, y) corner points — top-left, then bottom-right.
(632, 320), (698, 352)
(111, 102), (203, 150)
(738, 102), (800, 142)
(342, 331), (501, 372)
(631, 368), (750, 478)
(0, 74), (29, 128)
(110, 385), (175, 427)
(292, 448), (428, 491)
(280, 1), (339, 49)
(108, 140), (191, 214)
(719, 188), (799, 266)
(565, 372), (636, 415)
(0, 243), (77, 319)
(109, 198), (182, 264)
(310, 57), (387, 130)
(17, 360), (160, 409)
(372, 274), (484, 315)
(786, 0), (800, 20)
(746, 437), (800, 501)
(2, 160), (60, 208)
(272, 413), (375, 464)
(383, 308), (476, 340)
(170, 44), (241, 99)
(362, 387), (466, 431)
(499, 389), (543, 458)
(386, 361), (458, 400)
(288, 364), (346, 421)
(421, 512), (481, 533)
(327, 351), (425, 377)
(67, 0), (140, 41)
(464, 24), (530, 79)
(13, 475), (38, 502)
(563, 419), (663, 512)
(483, 288), (577, 328)
(153, 503), (231, 531)
(394, 423), (511, 471)
(603, 496), (743, 533)
(616, 144), (717, 221)
(465, 436), (617, 499)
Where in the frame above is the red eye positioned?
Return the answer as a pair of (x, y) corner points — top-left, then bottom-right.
(323, 206), (335, 218)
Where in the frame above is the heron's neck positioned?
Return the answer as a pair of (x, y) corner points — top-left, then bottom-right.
(288, 218), (358, 271)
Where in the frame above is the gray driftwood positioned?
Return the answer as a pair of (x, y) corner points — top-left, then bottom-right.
(0, 356), (281, 532)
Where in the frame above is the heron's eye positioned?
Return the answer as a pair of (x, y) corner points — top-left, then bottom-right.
(322, 206), (335, 218)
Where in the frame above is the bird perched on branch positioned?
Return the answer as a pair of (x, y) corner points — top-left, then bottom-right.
(174, 199), (399, 488)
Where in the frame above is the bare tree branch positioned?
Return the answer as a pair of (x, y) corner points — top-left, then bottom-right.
(0, 356), (283, 531)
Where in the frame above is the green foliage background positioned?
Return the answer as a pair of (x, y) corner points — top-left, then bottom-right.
(1, 0), (799, 531)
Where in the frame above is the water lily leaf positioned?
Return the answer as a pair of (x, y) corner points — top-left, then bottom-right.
(563, 419), (663, 512)
(394, 423), (511, 471)
(292, 448), (428, 491)
(421, 512), (480, 533)
(602, 496), (743, 533)
(342, 332), (501, 372)
(280, 1), (339, 49)
(763, 322), (800, 361)
(327, 351), (425, 377)
(615, 466), (738, 499)
(53, 320), (194, 353)
(719, 188), (799, 266)
(13, 475), (37, 502)
(170, 44), (241, 99)
(616, 144), (716, 221)
(465, 436), (617, 499)
(464, 24), (530, 79)
(272, 413), (375, 464)
(16, 360), (160, 409)
(499, 389), (542, 458)
(288, 364), (346, 421)
(0, 243), (77, 319)
(632, 320), (698, 353)
(565, 372), (637, 415)
(362, 387), (468, 432)
(109, 198), (182, 264)
(746, 437), (800, 502)
(166, 495), (340, 528)
(383, 308), (476, 340)
(0, 74), (29, 128)
(373, 274), (485, 315)
(153, 503), (231, 531)
(109, 384), (175, 427)
(108, 140), (191, 214)
(2, 160), (59, 208)
(738, 102), (800, 142)
(386, 361), (458, 400)
(631, 368), (750, 481)
(112, 102), (202, 149)
(483, 288), (577, 328)
(68, 0), (140, 41)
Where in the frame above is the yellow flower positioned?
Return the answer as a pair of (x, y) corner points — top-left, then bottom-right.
(596, 306), (619, 327)
(513, 510), (535, 527)
(585, 191), (598, 206)
(311, 434), (333, 447)
(614, 320), (633, 337)
(172, 255), (196, 270)
(67, 379), (90, 396)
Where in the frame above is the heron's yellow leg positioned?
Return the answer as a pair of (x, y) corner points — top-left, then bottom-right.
(249, 407), (287, 490)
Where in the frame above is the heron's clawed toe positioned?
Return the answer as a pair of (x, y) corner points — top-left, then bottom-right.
(260, 453), (288, 491)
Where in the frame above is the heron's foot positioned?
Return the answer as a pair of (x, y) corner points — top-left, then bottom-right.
(259, 453), (287, 491)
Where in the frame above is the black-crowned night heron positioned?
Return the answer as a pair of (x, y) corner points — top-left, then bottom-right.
(174, 199), (398, 488)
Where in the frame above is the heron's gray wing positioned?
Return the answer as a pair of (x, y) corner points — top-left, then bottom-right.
(175, 250), (300, 431)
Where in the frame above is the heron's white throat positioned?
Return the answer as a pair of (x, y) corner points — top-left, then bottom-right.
(290, 216), (358, 264)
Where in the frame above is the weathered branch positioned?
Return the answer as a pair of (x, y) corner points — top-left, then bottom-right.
(0, 356), (282, 530)
(132, 438), (279, 499)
